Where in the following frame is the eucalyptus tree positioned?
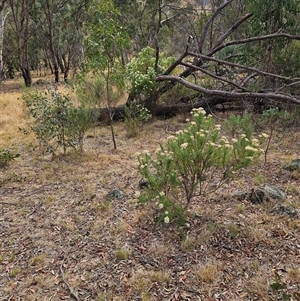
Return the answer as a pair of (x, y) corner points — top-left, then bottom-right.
(30, 0), (90, 83)
(83, 0), (130, 149)
(57, 0), (91, 81)
(8, 0), (36, 87)
(114, 0), (199, 57)
(156, 0), (300, 106)
(243, 0), (299, 75)
(0, 0), (8, 80)
(31, 0), (69, 83)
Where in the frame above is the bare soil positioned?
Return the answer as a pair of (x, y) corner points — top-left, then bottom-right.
(0, 83), (300, 301)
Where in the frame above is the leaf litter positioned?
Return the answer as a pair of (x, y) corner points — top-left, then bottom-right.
(0, 119), (300, 301)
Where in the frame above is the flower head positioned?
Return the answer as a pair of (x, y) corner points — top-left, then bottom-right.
(261, 133), (268, 138)
(180, 142), (189, 149)
(245, 145), (258, 152)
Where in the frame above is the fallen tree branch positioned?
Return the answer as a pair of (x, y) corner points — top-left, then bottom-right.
(156, 75), (300, 105)
(197, 0), (234, 52)
(186, 52), (296, 82)
(210, 13), (253, 53)
(180, 61), (248, 91)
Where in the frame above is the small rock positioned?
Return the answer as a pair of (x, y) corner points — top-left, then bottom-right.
(106, 188), (126, 200)
(283, 158), (300, 172)
(248, 187), (269, 204)
(272, 205), (298, 217)
(247, 185), (286, 204)
(139, 178), (149, 189)
(260, 184), (286, 201)
(234, 191), (248, 201)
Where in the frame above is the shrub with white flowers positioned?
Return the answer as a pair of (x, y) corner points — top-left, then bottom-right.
(126, 46), (175, 100)
(137, 108), (267, 226)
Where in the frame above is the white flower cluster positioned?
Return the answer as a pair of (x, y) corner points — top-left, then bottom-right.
(191, 107), (206, 116)
(259, 133), (269, 138)
(161, 150), (174, 160)
(245, 145), (259, 152)
(164, 211), (170, 224)
(180, 142), (189, 149)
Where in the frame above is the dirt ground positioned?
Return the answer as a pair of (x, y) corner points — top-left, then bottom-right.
(0, 81), (300, 301)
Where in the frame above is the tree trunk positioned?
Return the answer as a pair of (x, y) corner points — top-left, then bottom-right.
(56, 53), (65, 74)
(62, 53), (70, 82)
(97, 97), (233, 123)
(0, 8), (9, 81)
(47, 10), (59, 82)
(20, 66), (32, 87)
(9, 0), (34, 87)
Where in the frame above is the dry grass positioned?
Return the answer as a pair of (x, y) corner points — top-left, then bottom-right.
(191, 261), (221, 284)
(1, 82), (300, 301)
(0, 92), (32, 147)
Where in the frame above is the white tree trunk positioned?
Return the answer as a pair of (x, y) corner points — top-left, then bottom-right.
(0, 7), (9, 80)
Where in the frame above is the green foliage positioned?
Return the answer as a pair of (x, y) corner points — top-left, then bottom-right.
(270, 271), (300, 300)
(223, 111), (254, 139)
(84, 0), (130, 88)
(259, 108), (289, 163)
(83, 0), (131, 150)
(69, 107), (99, 152)
(245, 0), (298, 34)
(0, 149), (20, 168)
(126, 47), (175, 101)
(75, 75), (123, 109)
(124, 102), (152, 137)
(137, 108), (266, 226)
(23, 89), (98, 154)
(274, 41), (300, 78)
(75, 75), (106, 108)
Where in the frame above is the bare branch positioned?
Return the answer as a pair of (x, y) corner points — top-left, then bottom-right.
(156, 75), (300, 105)
(60, 259), (80, 301)
(180, 61), (248, 91)
(187, 52), (297, 82)
(209, 31), (300, 56)
(197, 0), (234, 52)
(210, 13), (253, 53)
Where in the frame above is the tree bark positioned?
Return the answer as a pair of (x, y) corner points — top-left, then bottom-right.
(9, 0), (34, 87)
(0, 2), (9, 81)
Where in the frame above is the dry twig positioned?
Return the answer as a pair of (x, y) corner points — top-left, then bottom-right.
(60, 259), (80, 301)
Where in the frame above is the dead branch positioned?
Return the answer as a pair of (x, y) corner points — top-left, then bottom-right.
(197, 0), (234, 52)
(186, 52), (295, 82)
(60, 259), (80, 301)
(156, 75), (300, 105)
(208, 31), (300, 56)
(180, 61), (248, 91)
(210, 13), (253, 53)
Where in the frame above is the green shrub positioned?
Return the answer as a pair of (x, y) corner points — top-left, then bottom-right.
(126, 46), (175, 102)
(124, 102), (152, 137)
(0, 149), (20, 168)
(137, 108), (266, 226)
(223, 111), (254, 139)
(259, 108), (289, 164)
(23, 88), (99, 155)
(75, 75), (123, 108)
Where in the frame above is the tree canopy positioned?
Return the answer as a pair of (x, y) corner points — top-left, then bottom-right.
(1, 0), (300, 111)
